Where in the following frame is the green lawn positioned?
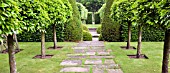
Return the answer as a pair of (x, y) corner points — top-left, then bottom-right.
(86, 24), (101, 28)
(105, 42), (169, 73)
(0, 42), (169, 73)
(0, 42), (77, 73)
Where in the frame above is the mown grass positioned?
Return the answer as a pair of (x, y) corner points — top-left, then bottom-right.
(105, 42), (170, 73)
(0, 42), (77, 73)
(1, 42), (169, 73)
(86, 24), (101, 28)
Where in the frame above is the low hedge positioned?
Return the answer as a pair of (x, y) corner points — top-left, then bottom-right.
(82, 24), (89, 31)
(83, 30), (92, 41)
(96, 26), (101, 34)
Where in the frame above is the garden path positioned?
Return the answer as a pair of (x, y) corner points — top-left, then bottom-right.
(89, 28), (100, 41)
(60, 41), (123, 73)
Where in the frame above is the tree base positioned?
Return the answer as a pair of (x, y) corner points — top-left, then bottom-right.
(0, 49), (23, 54)
(120, 46), (136, 50)
(48, 46), (63, 50)
(127, 54), (148, 59)
(33, 55), (53, 59)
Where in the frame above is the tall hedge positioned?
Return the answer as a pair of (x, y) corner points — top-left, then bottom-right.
(120, 24), (165, 42)
(101, 0), (120, 42)
(64, 0), (82, 42)
(86, 12), (101, 24)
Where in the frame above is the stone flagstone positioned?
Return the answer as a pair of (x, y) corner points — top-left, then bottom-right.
(104, 59), (115, 64)
(107, 69), (123, 73)
(85, 59), (102, 65)
(97, 52), (110, 56)
(93, 64), (119, 69)
(90, 56), (114, 59)
(93, 68), (104, 73)
(60, 67), (89, 72)
(60, 60), (82, 66)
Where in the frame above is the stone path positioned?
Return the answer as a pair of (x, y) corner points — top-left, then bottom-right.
(89, 28), (100, 41)
(60, 41), (123, 73)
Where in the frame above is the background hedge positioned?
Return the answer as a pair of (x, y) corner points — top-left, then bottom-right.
(120, 24), (165, 42)
(86, 12), (100, 24)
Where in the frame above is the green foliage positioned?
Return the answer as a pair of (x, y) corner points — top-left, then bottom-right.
(99, 34), (103, 41)
(83, 30), (92, 41)
(76, 2), (88, 20)
(101, 0), (120, 42)
(0, 0), (21, 35)
(97, 26), (101, 34)
(86, 12), (101, 24)
(17, 25), (65, 42)
(97, 3), (106, 20)
(64, 0), (83, 42)
(120, 24), (165, 42)
(82, 24), (89, 31)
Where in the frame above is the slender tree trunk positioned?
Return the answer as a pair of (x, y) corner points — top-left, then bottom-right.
(126, 22), (131, 49)
(14, 34), (19, 50)
(82, 19), (86, 24)
(92, 12), (95, 25)
(137, 24), (142, 58)
(162, 29), (170, 73)
(41, 32), (45, 58)
(53, 25), (57, 49)
(1, 40), (3, 52)
(8, 34), (17, 73)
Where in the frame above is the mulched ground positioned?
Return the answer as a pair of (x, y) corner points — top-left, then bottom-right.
(120, 46), (136, 50)
(48, 46), (63, 50)
(33, 55), (54, 59)
(127, 54), (149, 59)
(0, 49), (23, 54)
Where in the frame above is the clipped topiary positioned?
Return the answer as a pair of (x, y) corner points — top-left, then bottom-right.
(82, 24), (89, 31)
(97, 26), (101, 34)
(83, 30), (92, 41)
(99, 34), (103, 41)
(64, 0), (83, 42)
(101, 0), (120, 42)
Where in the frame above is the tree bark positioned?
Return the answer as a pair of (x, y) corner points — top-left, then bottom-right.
(126, 22), (131, 49)
(1, 40), (4, 52)
(92, 12), (95, 25)
(14, 34), (19, 50)
(162, 29), (170, 73)
(53, 25), (57, 49)
(41, 32), (45, 58)
(8, 34), (17, 73)
(137, 24), (142, 58)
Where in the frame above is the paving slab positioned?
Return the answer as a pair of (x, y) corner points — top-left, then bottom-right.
(93, 64), (119, 69)
(86, 52), (96, 55)
(68, 55), (87, 59)
(107, 69), (123, 73)
(93, 68), (104, 73)
(73, 47), (87, 49)
(104, 59), (115, 64)
(60, 67), (89, 72)
(85, 59), (102, 65)
(60, 60), (82, 66)
(97, 52), (110, 56)
(89, 56), (114, 59)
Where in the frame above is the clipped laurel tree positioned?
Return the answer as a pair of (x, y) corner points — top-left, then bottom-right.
(64, 0), (82, 42)
(83, 30), (92, 41)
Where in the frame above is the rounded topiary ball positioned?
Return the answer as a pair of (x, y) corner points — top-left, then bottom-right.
(82, 24), (89, 31)
(97, 26), (101, 34)
(83, 30), (92, 41)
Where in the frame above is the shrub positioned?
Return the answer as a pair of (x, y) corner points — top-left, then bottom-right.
(97, 26), (101, 34)
(99, 34), (103, 41)
(101, 0), (120, 42)
(82, 24), (89, 31)
(64, 0), (83, 42)
(83, 30), (92, 41)
(86, 12), (101, 24)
